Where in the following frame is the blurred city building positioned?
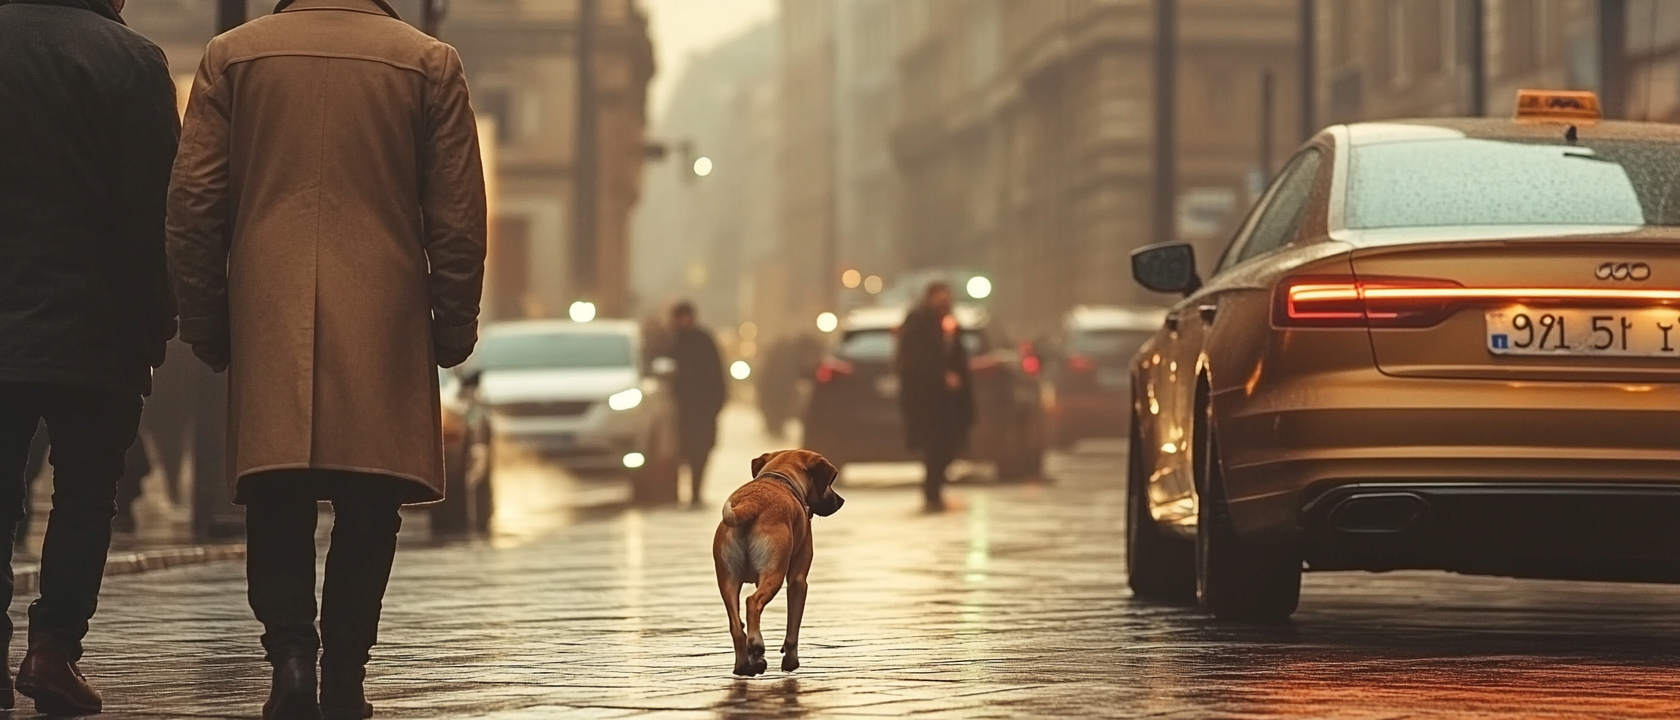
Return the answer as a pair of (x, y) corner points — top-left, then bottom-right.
(630, 22), (779, 336)
(1317, 1), (1680, 125)
(449, 0), (654, 321)
(889, 0), (1302, 332)
(1316, 0), (1598, 123)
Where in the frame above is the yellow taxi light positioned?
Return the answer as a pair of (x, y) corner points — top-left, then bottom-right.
(1513, 89), (1601, 122)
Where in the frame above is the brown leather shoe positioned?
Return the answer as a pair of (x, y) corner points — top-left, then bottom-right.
(320, 663), (373, 720)
(15, 632), (99, 716)
(263, 655), (321, 720)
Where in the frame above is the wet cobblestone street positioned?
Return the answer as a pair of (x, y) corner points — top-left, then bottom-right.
(21, 408), (1680, 719)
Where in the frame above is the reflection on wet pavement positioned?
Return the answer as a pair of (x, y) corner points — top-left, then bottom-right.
(39, 409), (1680, 718)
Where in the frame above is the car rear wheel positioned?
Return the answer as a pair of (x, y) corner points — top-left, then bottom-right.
(1126, 423), (1196, 602)
(1194, 415), (1301, 622)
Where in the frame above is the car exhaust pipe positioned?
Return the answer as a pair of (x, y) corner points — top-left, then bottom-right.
(1327, 492), (1430, 534)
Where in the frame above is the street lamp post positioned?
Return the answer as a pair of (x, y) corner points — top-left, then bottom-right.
(572, 0), (601, 314)
(1152, 0), (1177, 247)
(216, 0), (245, 32)
(421, 0), (448, 37)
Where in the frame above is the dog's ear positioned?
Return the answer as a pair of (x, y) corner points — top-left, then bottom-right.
(804, 454), (839, 490)
(751, 451), (780, 477)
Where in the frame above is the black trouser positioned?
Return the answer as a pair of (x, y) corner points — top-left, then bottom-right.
(922, 443), (955, 504)
(244, 470), (403, 668)
(683, 447), (713, 504)
(18, 420), (47, 544)
(0, 382), (143, 659)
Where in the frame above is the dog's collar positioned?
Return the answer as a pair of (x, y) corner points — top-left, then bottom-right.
(756, 470), (810, 515)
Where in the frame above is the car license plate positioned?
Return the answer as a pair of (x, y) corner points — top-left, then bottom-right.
(875, 376), (900, 398)
(1486, 308), (1680, 357)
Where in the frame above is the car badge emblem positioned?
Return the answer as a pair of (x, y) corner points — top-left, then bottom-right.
(1595, 262), (1651, 281)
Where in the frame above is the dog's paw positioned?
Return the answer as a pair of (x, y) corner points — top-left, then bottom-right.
(748, 638), (766, 659)
(749, 657), (769, 676)
(781, 655), (800, 673)
(733, 662), (755, 677)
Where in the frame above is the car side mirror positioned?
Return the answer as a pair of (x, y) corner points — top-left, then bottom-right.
(650, 356), (677, 378)
(1131, 243), (1202, 296)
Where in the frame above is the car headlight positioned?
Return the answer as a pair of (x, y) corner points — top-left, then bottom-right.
(608, 388), (643, 411)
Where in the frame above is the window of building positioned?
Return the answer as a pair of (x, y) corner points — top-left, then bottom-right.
(478, 87), (515, 144)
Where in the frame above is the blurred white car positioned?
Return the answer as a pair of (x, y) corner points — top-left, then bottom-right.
(471, 320), (677, 476)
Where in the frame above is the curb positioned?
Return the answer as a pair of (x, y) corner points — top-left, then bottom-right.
(14, 544), (246, 595)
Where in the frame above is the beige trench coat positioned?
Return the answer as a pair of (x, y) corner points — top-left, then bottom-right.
(166, 0), (487, 504)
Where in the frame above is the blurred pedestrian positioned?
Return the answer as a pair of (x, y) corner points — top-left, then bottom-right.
(669, 302), (728, 508)
(0, 0), (180, 712)
(166, 3), (487, 718)
(894, 281), (974, 513)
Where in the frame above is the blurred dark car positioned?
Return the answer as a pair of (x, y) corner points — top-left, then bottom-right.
(432, 367), (494, 533)
(801, 305), (1046, 480)
(1045, 305), (1168, 448)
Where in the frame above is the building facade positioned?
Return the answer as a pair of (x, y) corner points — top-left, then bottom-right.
(449, 0), (655, 321)
(890, 0), (1302, 332)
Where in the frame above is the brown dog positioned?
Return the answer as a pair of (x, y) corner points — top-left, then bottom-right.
(713, 449), (845, 676)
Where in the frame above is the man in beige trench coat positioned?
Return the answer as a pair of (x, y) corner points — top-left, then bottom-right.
(165, 1), (486, 717)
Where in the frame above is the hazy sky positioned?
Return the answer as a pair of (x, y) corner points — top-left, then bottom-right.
(641, 0), (777, 124)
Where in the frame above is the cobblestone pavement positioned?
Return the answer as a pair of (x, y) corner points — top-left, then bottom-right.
(19, 407), (1680, 718)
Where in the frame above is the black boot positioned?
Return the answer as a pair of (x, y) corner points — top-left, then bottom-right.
(320, 662), (373, 720)
(263, 655), (320, 720)
(0, 645), (12, 710)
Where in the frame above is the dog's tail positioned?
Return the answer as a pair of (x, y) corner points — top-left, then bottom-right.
(721, 497), (763, 527)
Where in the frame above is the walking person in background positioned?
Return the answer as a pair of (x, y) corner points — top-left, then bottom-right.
(669, 302), (728, 508)
(166, 2), (487, 717)
(0, 0), (180, 712)
(895, 281), (974, 513)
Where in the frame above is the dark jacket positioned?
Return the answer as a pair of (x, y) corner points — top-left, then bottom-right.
(894, 303), (974, 452)
(0, 0), (180, 395)
(671, 326), (728, 453)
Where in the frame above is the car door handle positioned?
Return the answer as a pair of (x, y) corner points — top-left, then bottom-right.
(1198, 304), (1218, 323)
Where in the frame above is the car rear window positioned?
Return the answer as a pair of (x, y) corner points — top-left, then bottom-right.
(1069, 329), (1153, 358)
(837, 329), (984, 361)
(1346, 138), (1680, 230)
(477, 332), (634, 371)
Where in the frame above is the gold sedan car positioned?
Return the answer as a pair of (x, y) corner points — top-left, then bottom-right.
(1127, 91), (1680, 621)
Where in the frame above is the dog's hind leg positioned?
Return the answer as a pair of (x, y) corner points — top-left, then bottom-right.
(780, 574), (807, 672)
(718, 575), (750, 676)
(744, 568), (786, 677)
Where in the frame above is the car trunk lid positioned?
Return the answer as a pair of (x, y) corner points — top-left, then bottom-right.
(1341, 235), (1680, 382)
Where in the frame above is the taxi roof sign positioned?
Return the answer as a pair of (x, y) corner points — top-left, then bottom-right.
(1514, 89), (1601, 122)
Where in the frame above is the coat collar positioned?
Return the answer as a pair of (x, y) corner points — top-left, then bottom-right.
(273, 0), (400, 20)
(0, 0), (124, 24)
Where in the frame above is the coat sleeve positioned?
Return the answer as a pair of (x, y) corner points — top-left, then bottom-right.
(421, 45), (489, 364)
(119, 44), (182, 368)
(165, 43), (233, 360)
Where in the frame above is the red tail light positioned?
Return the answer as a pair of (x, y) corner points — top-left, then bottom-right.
(1066, 354), (1096, 372)
(815, 359), (854, 384)
(1274, 276), (1462, 329)
(1273, 275), (1680, 329)
(1022, 355), (1041, 375)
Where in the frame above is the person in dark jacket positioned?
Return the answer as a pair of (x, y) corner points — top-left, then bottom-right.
(669, 302), (728, 508)
(0, 0), (180, 713)
(895, 281), (974, 513)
